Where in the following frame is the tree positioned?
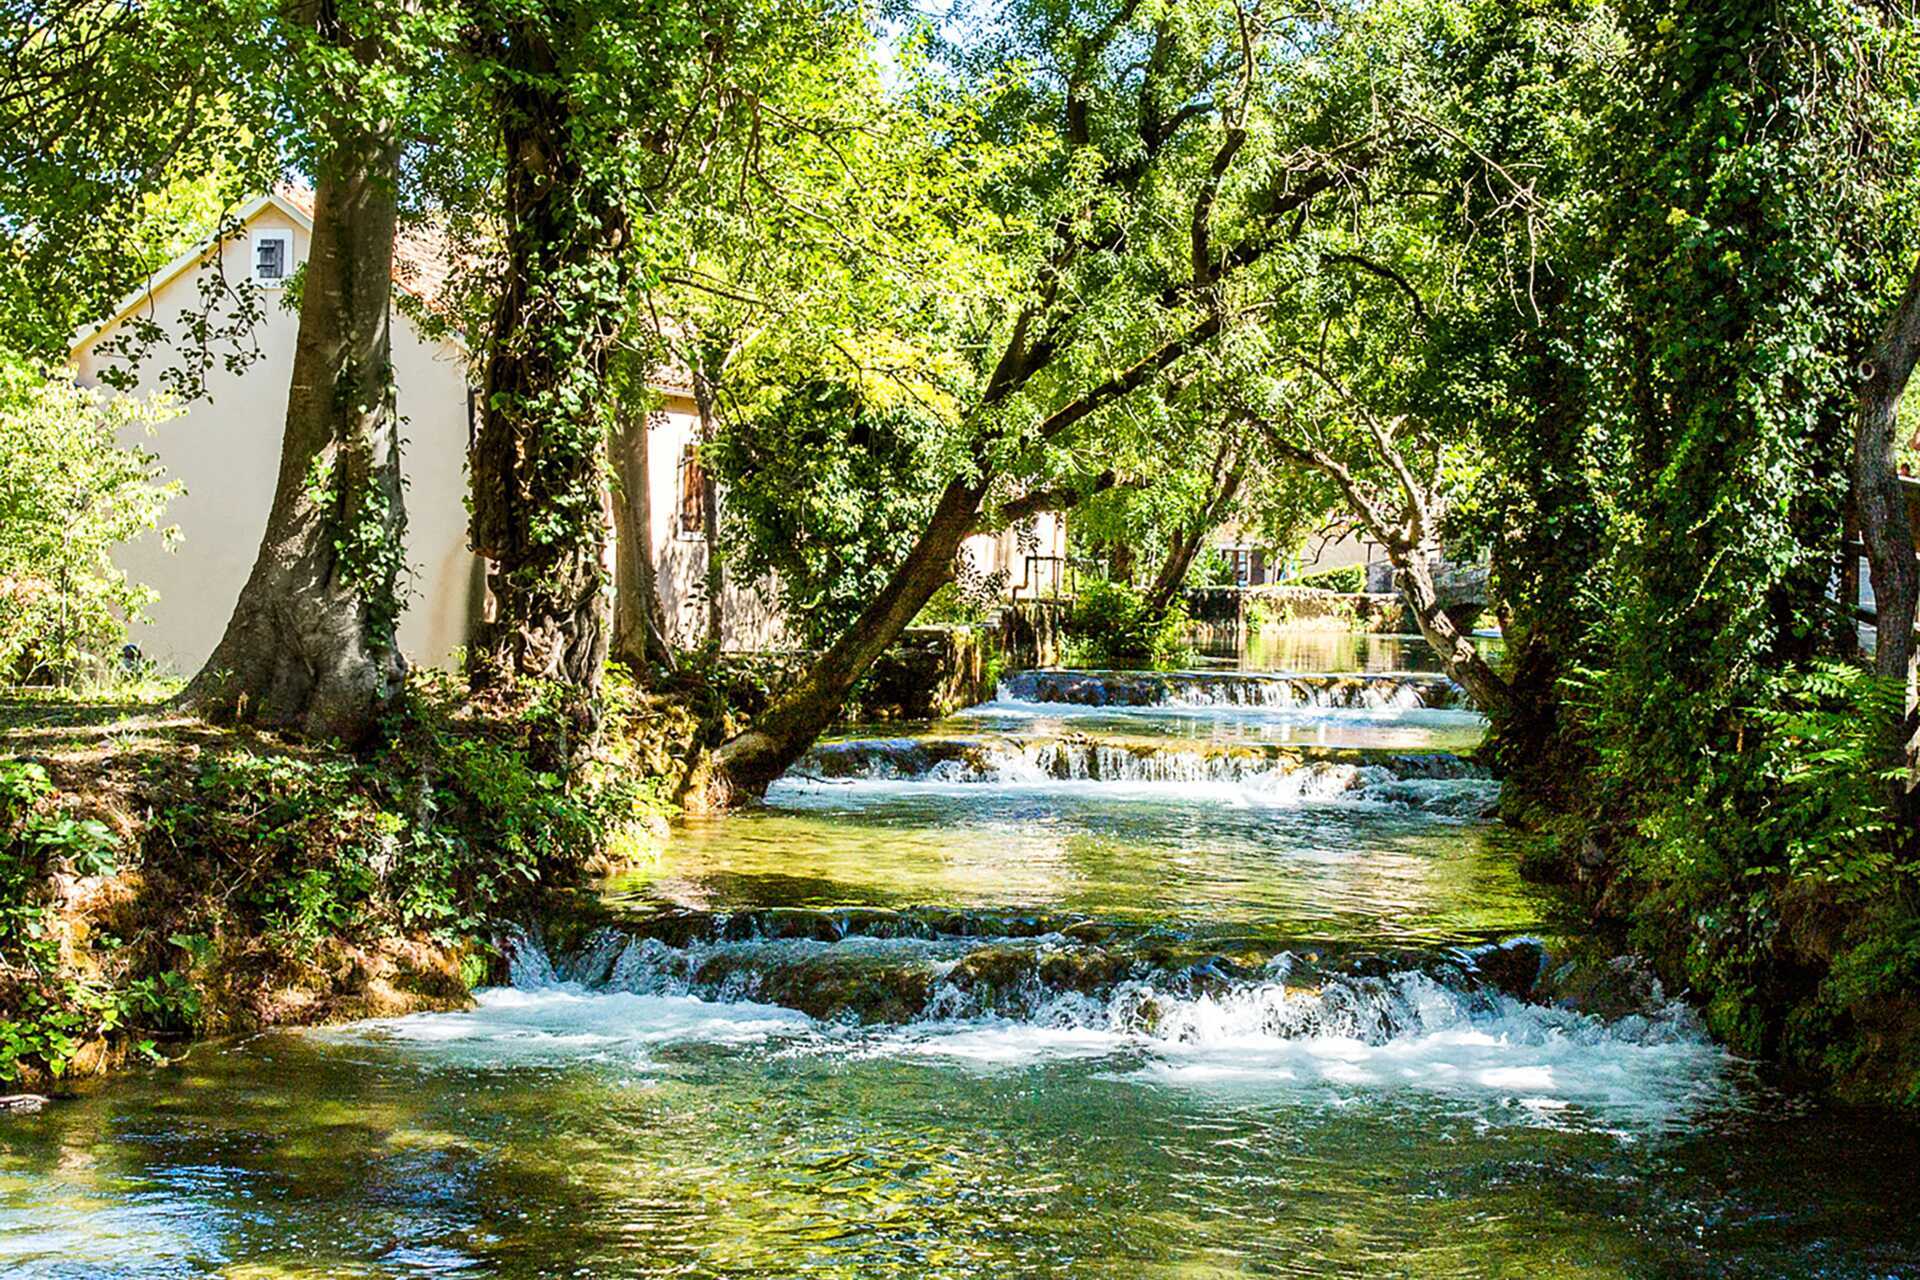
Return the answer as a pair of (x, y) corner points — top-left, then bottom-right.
(1142, 425), (1249, 615)
(0, 355), (180, 684)
(706, 380), (950, 649)
(460, 2), (635, 767)
(1853, 252), (1920, 800)
(713, 0), (1377, 794)
(606, 353), (677, 675)
(453, 0), (865, 767)
(0, 1), (269, 358)
(180, 1), (440, 742)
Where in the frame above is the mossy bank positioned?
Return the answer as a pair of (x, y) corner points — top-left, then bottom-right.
(0, 668), (709, 1089)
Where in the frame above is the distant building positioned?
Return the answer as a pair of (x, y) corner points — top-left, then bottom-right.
(1208, 521), (1380, 588)
(69, 189), (1058, 673)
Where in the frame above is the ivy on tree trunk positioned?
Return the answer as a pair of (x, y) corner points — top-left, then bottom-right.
(466, 13), (630, 770)
(1854, 252), (1920, 803)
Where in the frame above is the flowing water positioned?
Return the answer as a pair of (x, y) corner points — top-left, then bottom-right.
(6, 666), (1920, 1278)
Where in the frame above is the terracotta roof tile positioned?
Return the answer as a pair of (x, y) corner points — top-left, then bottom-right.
(275, 183), (451, 307)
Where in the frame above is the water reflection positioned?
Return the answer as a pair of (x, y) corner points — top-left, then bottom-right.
(612, 795), (1550, 945)
(5, 1025), (1918, 1278)
(1194, 629), (1505, 674)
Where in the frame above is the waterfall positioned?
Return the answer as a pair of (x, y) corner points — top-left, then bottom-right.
(994, 669), (1467, 711)
(471, 922), (1725, 1131)
(786, 736), (1497, 813)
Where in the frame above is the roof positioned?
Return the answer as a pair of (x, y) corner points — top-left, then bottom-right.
(69, 188), (699, 404)
(70, 186), (462, 356)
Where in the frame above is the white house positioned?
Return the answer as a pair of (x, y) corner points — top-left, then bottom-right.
(70, 189), (1062, 674)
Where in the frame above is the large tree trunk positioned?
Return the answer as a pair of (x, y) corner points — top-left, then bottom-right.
(178, 41), (405, 743)
(713, 472), (992, 795)
(1854, 252), (1920, 800)
(467, 18), (629, 771)
(691, 366), (724, 649)
(1393, 550), (1511, 720)
(609, 400), (675, 673)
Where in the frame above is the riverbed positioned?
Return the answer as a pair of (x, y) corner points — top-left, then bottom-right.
(4, 647), (1919, 1277)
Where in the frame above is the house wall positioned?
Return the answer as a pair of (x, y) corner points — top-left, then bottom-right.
(71, 204), (482, 673)
(960, 512), (1068, 599)
(644, 396), (790, 652)
(1209, 522), (1377, 586)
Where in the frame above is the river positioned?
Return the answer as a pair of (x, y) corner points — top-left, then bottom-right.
(5, 640), (1919, 1277)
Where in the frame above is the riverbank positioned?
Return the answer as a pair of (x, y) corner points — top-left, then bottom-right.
(0, 670), (704, 1088)
(1516, 824), (1920, 1108)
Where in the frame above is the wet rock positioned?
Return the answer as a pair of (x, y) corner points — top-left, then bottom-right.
(0, 1094), (48, 1114)
(1468, 938), (1548, 1001)
(1537, 953), (1665, 1022)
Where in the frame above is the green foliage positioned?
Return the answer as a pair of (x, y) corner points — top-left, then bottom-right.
(1747, 665), (1908, 889)
(915, 581), (991, 628)
(1063, 579), (1193, 669)
(1291, 564), (1366, 594)
(1597, 663), (1917, 1091)
(0, 354), (182, 684)
(0, 756), (128, 1080)
(0, 670), (676, 1083)
(710, 381), (948, 646)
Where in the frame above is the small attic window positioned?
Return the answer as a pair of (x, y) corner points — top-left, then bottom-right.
(252, 229), (293, 286)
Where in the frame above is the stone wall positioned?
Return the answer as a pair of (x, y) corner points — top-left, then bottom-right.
(998, 601), (1067, 669)
(857, 626), (995, 721)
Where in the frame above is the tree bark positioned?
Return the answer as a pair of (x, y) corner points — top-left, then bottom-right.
(691, 364), (724, 649)
(1391, 550), (1511, 720)
(467, 16), (629, 770)
(1854, 251), (1920, 799)
(178, 18), (405, 744)
(609, 399), (675, 674)
(1145, 443), (1243, 615)
(712, 472), (992, 795)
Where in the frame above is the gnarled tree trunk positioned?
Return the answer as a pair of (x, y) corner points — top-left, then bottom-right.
(1854, 251), (1920, 802)
(178, 36), (405, 744)
(1391, 550), (1511, 721)
(467, 18), (629, 770)
(609, 399), (675, 674)
(712, 472), (992, 795)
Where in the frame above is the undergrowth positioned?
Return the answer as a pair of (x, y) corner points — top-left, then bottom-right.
(0, 667), (681, 1084)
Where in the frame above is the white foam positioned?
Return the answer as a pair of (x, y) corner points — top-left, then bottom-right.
(855, 971), (1726, 1135)
(319, 984), (814, 1066)
(769, 767), (1501, 818)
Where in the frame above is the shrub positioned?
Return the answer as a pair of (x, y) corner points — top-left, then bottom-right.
(0, 354), (181, 684)
(1290, 563), (1366, 593)
(1063, 578), (1192, 667)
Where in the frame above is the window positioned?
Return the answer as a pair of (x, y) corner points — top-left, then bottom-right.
(677, 442), (706, 537)
(252, 229), (293, 286)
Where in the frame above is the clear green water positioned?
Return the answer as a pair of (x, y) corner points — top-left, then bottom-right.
(4, 665), (1918, 1278)
(1195, 630), (1505, 675)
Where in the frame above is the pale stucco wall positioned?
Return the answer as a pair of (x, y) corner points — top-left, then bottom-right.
(644, 395), (791, 652)
(960, 511), (1068, 599)
(71, 202), (482, 673)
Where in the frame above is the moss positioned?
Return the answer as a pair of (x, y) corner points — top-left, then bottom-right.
(0, 668), (697, 1087)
